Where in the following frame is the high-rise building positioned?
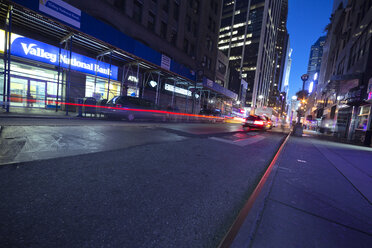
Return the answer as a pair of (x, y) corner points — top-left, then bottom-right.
(269, 0), (289, 108)
(218, 0), (285, 110)
(282, 43), (292, 97)
(332, 0), (348, 13)
(64, 0), (222, 82)
(306, 36), (326, 91)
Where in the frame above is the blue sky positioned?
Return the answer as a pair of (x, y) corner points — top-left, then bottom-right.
(287, 0), (333, 99)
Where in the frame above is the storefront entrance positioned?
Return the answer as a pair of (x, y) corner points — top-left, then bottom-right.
(9, 75), (61, 109)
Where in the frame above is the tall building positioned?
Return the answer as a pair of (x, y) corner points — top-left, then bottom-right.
(282, 43), (292, 96)
(218, 0), (285, 110)
(332, 0), (348, 13)
(269, 0), (289, 108)
(64, 0), (222, 82)
(306, 36), (326, 92)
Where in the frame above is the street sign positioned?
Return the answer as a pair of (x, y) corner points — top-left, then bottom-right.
(301, 74), (309, 81)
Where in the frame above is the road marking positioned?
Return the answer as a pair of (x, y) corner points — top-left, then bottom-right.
(209, 135), (266, 147)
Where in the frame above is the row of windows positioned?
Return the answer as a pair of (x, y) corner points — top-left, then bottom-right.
(348, 24), (371, 70)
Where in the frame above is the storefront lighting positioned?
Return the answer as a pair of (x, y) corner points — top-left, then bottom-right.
(149, 80), (157, 87)
(128, 75), (139, 83)
(164, 83), (192, 97)
(309, 81), (314, 93)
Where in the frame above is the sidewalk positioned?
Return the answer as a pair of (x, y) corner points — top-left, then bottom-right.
(0, 107), (97, 119)
(231, 133), (372, 247)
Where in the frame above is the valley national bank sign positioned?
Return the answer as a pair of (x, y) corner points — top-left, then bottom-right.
(0, 30), (118, 80)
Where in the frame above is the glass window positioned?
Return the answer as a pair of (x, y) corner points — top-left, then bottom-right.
(86, 76), (121, 101)
(148, 11), (156, 31)
(160, 21), (167, 38)
(133, 1), (143, 23)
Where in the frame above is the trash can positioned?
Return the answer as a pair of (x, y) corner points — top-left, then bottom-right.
(96, 99), (108, 117)
(83, 97), (97, 117)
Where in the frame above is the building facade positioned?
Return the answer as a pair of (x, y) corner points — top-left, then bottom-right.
(0, 0), (238, 117)
(309, 0), (372, 146)
(64, 0), (222, 83)
(218, 0), (285, 111)
(306, 36), (326, 92)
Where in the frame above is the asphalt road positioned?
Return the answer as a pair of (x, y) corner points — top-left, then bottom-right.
(0, 119), (287, 247)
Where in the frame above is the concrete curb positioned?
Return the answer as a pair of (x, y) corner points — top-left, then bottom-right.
(218, 133), (291, 248)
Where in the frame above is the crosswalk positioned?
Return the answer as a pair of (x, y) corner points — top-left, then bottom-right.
(209, 133), (266, 147)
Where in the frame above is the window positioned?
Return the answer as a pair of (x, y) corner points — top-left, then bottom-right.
(173, 1), (179, 21)
(186, 15), (191, 32)
(183, 39), (189, 53)
(218, 60), (226, 74)
(163, 0), (169, 13)
(206, 37), (213, 51)
(170, 29), (177, 45)
(133, 1), (142, 23)
(114, 0), (126, 12)
(148, 11), (156, 31)
(160, 21), (167, 38)
(193, 22), (198, 37)
(208, 16), (212, 29)
(190, 44), (195, 57)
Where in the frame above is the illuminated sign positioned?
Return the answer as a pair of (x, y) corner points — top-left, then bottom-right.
(0, 29), (118, 80)
(164, 84), (192, 97)
(309, 81), (314, 93)
(128, 75), (139, 82)
(368, 78), (372, 101)
(314, 73), (318, 81)
(39, 0), (81, 28)
(149, 80), (157, 87)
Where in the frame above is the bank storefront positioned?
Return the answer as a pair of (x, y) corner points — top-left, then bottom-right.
(0, 29), (120, 111)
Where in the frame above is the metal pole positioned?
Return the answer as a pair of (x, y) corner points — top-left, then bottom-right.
(207, 90), (210, 108)
(94, 56), (99, 95)
(66, 36), (72, 116)
(155, 73), (160, 105)
(56, 44), (61, 112)
(136, 63), (139, 97)
(2, 11), (8, 109)
(5, 6), (12, 113)
(185, 85), (189, 113)
(171, 80), (175, 108)
(142, 72), (148, 99)
(106, 51), (112, 100)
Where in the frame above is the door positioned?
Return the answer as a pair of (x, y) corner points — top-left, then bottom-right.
(10, 77), (28, 107)
(29, 80), (46, 108)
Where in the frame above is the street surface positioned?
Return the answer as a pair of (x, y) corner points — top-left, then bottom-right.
(0, 119), (287, 247)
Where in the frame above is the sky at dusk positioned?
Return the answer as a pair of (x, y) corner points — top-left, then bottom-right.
(287, 0), (333, 100)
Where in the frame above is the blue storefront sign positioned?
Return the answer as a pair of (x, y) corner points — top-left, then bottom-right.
(203, 78), (238, 100)
(39, 0), (81, 28)
(7, 32), (118, 80)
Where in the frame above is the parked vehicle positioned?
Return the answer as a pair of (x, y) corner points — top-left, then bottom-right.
(242, 115), (269, 131)
(104, 96), (163, 121)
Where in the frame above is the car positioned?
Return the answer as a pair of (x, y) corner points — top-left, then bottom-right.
(104, 96), (163, 121)
(262, 116), (273, 129)
(242, 115), (269, 131)
(199, 108), (222, 117)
